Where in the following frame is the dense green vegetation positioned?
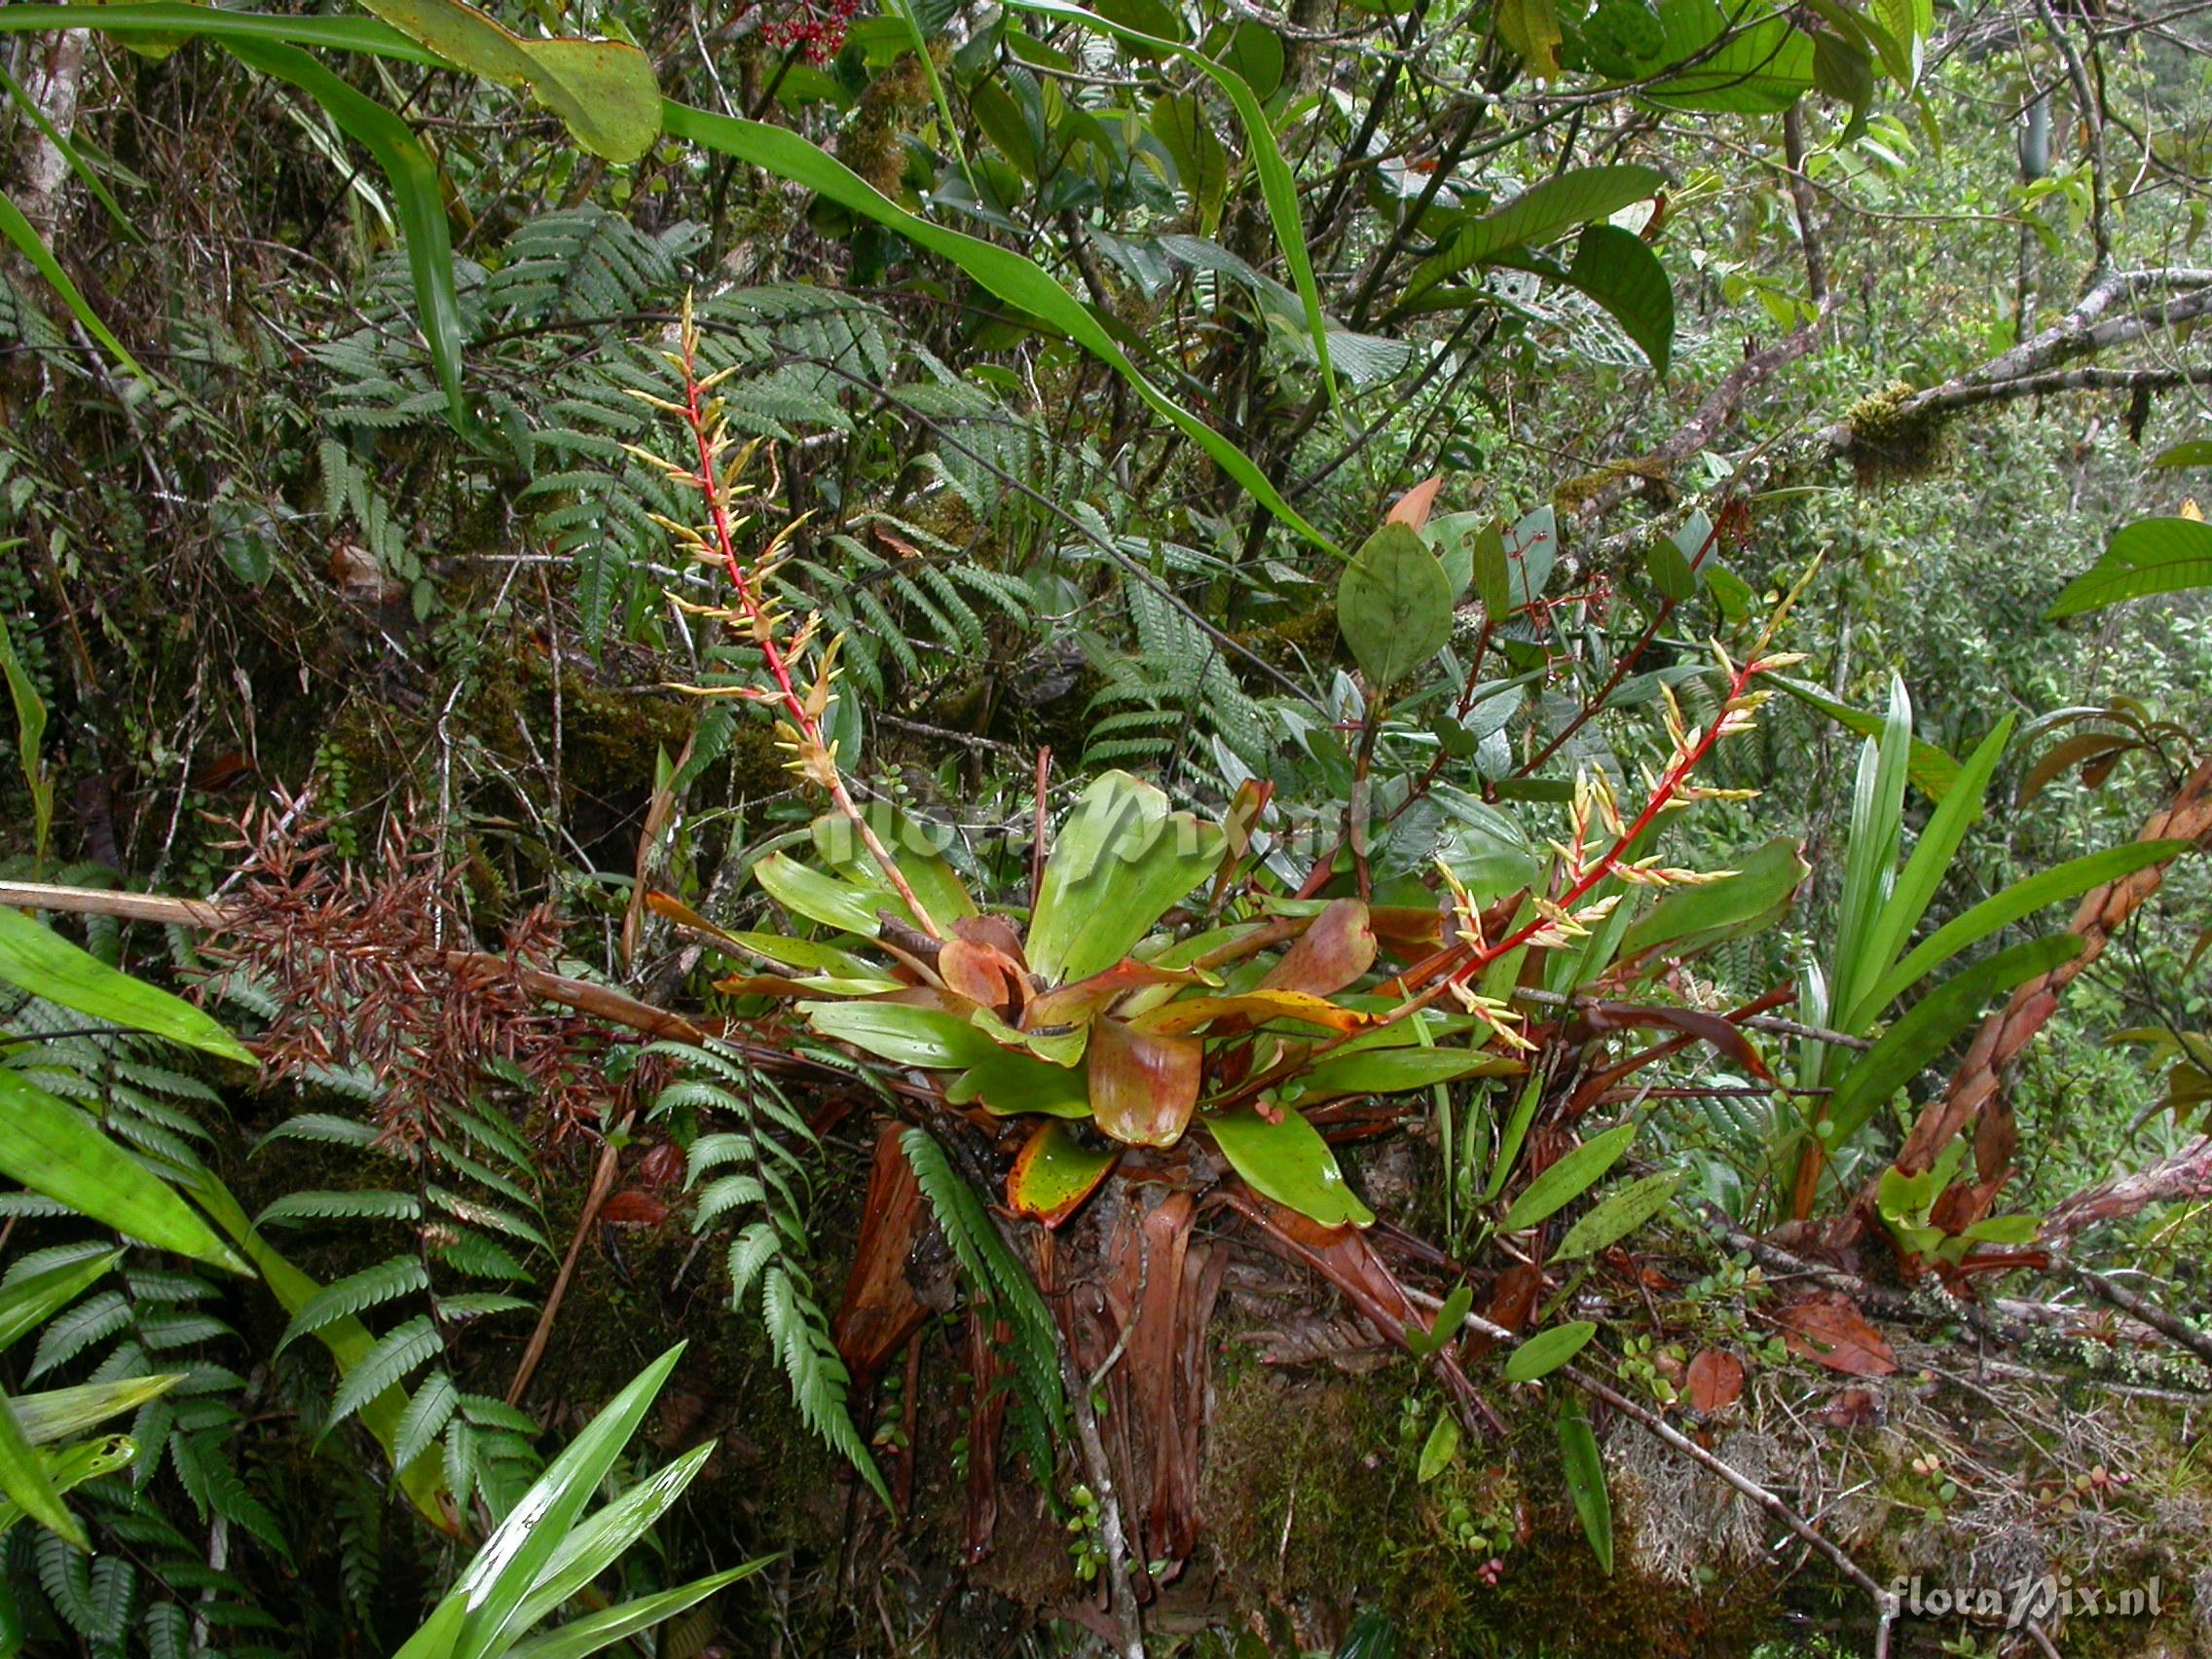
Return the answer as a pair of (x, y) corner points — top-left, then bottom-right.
(0, 0), (2209, 1652)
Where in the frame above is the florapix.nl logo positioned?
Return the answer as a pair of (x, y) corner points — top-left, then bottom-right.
(1889, 1571), (2162, 1630)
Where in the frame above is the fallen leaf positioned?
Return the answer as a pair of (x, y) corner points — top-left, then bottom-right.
(599, 1189), (669, 1226)
(1776, 1294), (1899, 1377)
(1685, 1347), (1746, 1412)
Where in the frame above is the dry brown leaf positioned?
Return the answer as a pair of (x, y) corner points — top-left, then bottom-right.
(1776, 1293), (1899, 1377)
(1685, 1347), (1746, 1412)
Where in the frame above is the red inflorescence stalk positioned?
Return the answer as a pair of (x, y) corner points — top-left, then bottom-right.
(674, 323), (943, 940)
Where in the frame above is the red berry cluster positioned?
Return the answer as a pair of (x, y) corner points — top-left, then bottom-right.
(762, 0), (862, 63)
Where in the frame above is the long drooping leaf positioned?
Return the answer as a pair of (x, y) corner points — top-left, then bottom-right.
(1825, 935), (2085, 1145)
(0, 1070), (245, 1272)
(350, 0), (660, 163)
(1557, 1404), (1613, 1573)
(0, 187), (147, 383)
(2046, 516), (2212, 617)
(1860, 840), (2189, 1016)
(1000, 0), (1342, 413)
(1563, 224), (1674, 374)
(0, 907), (253, 1062)
(500, 1565), (770, 1659)
(659, 102), (1338, 553)
(0, 7), (446, 65)
(218, 37), (475, 436)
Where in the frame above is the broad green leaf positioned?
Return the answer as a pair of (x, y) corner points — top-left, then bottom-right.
(799, 1000), (1003, 1070)
(1471, 520), (1511, 618)
(1615, 837), (1808, 972)
(0, 906), (253, 1063)
(502, 1564), (771, 1659)
(1026, 772), (1226, 983)
(1825, 935), (2085, 1145)
(2046, 516), (2212, 617)
(0, 1252), (120, 1356)
(1861, 840), (2188, 1017)
(1203, 1105), (1375, 1227)
(1218, 20), (1285, 98)
(1869, 0), (1931, 86)
(948, 1051), (1091, 1118)
(1007, 1121), (1119, 1227)
(1416, 1412), (1460, 1482)
(1338, 523), (1455, 687)
(2151, 440), (2212, 467)
(0, 187), (147, 383)
(1404, 166), (1665, 302)
(754, 851), (892, 935)
(1504, 1320), (1598, 1382)
(0, 1070), (246, 1272)
(10, 1375), (181, 1446)
(1559, 1405), (1613, 1573)
(1150, 91), (1228, 230)
(1554, 1173), (1678, 1260)
(0, 1390), (79, 1548)
(1496, 0), (1564, 75)
(1812, 29), (1874, 139)
(1501, 1123), (1638, 1231)
(351, 0), (660, 163)
(1564, 224), (1673, 375)
(661, 102), (1339, 553)
(1642, 0), (1815, 112)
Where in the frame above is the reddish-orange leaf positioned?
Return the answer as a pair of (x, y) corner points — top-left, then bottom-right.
(953, 913), (1029, 968)
(1386, 476), (1444, 531)
(1088, 1017), (1203, 1148)
(1776, 1294), (1899, 1378)
(1686, 1347), (1747, 1412)
(1261, 899), (1378, 999)
(939, 937), (1026, 1014)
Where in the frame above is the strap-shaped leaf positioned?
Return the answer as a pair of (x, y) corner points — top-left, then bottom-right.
(0, 907), (251, 1063)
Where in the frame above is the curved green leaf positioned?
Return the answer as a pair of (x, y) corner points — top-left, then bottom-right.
(2046, 516), (2212, 617)
(0, 1390), (80, 1548)
(1504, 1320), (1598, 1382)
(1554, 1172), (1677, 1260)
(0, 907), (251, 1062)
(1862, 839), (2189, 1017)
(1559, 1404), (1613, 1573)
(351, 0), (660, 163)
(0, 187), (148, 384)
(1501, 1123), (1637, 1231)
(502, 1564), (771, 1659)
(1564, 224), (1673, 374)
(1204, 1104), (1375, 1227)
(1403, 165), (1665, 303)
(1027, 771), (1226, 983)
(0, 1070), (245, 1272)
(799, 999), (1003, 1070)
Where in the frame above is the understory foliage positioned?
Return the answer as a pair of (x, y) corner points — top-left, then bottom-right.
(0, 0), (2209, 1651)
